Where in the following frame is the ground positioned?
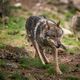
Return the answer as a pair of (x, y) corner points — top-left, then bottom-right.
(0, 45), (80, 80)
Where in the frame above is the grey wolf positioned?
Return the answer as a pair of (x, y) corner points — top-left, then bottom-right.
(25, 16), (65, 74)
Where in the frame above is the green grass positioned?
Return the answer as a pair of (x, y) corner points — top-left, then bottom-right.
(0, 72), (5, 80)
(41, 11), (59, 20)
(46, 64), (55, 75)
(19, 57), (56, 75)
(65, 76), (80, 80)
(7, 16), (25, 30)
(0, 59), (6, 67)
(19, 57), (47, 69)
(62, 36), (80, 54)
(0, 16), (26, 47)
(60, 64), (70, 73)
(64, 12), (74, 21)
(0, 43), (6, 49)
(47, 0), (57, 5)
(62, 36), (79, 46)
(19, 57), (32, 68)
(11, 72), (28, 80)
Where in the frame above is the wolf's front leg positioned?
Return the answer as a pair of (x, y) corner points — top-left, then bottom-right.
(54, 47), (62, 75)
(34, 40), (48, 64)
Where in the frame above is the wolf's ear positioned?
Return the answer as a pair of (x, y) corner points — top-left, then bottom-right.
(57, 21), (60, 27)
(45, 21), (50, 30)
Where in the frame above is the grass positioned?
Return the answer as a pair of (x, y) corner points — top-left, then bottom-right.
(60, 64), (70, 73)
(62, 36), (80, 54)
(41, 11), (60, 20)
(46, 64), (55, 75)
(19, 57), (32, 68)
(47, 0), (58, 5)
(0, 16), (26, 47)
(7, 16), (25, 30)
(19, 57), (47, 69)
(0, 43), (6, 49)
(64, 12), (74, 21)
(0, 72), (5, 80)
(62, 36), (79, 46)
(11, 71), (28, 80)
(19, 57), (56, 75)
(0, 59), (6, 67)
(65, 76), (80, 80)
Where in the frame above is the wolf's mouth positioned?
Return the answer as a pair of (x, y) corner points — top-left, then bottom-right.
(47, 38), (66, 50)
(47, 38), (58, 48)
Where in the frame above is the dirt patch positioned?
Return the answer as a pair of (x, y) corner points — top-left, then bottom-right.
(0, 45), (80, 80)
(0, 45), (28, 61)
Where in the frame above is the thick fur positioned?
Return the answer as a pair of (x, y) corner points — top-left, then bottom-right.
(25, 16), (63, 48)
(25, 16), (65, 74)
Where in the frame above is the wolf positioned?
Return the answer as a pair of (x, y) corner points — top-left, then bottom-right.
(25, 16), (65, 74)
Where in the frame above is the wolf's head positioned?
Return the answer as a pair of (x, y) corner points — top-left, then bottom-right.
(45, 20), (64, 49)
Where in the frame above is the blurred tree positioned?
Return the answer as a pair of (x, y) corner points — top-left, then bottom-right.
(71, 12), (80, 41)
(0, 0), (10, 24)
(0, 0), (11, 17)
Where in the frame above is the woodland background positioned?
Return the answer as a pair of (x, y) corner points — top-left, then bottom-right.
(0, 0), (80, 80)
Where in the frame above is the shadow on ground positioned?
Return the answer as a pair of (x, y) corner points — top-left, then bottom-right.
(0, 44), (80, 80)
